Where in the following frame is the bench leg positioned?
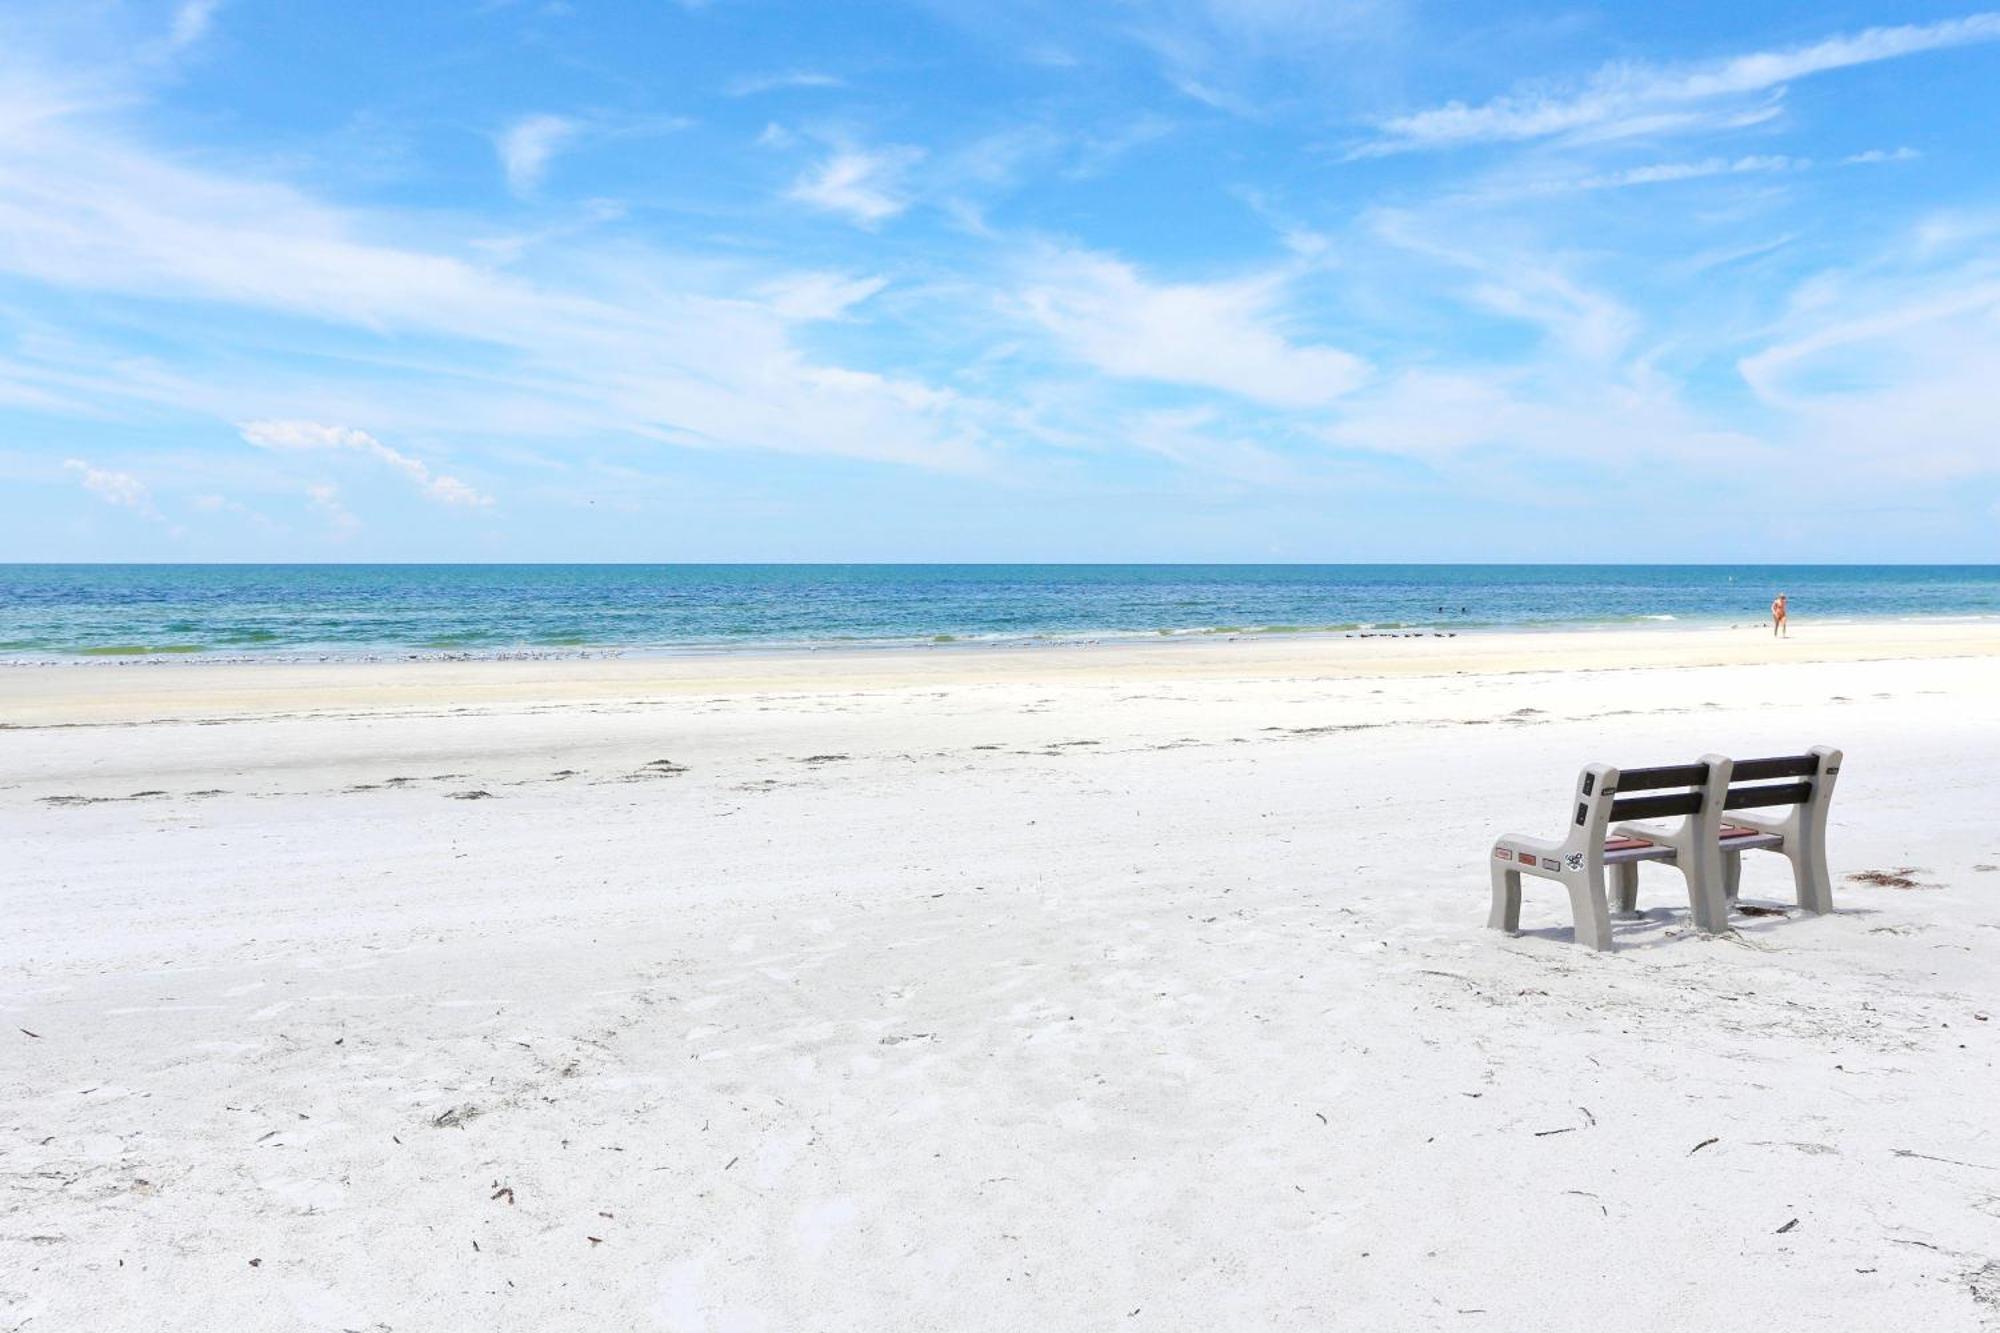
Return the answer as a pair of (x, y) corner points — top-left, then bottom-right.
(1565, 870), (1614, 951)
(1611, 861), (1640, 914)
(1685, 840), (1732, 936)
(1795, 828), (1834, 915)
(1488, 865), (1522, 933)
(1723, 851), (1742, 903)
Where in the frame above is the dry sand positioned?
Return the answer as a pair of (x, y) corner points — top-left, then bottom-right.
(4, 622), (1999, 1330)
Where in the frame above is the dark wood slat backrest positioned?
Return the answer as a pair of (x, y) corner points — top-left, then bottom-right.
(1616, 763), (1711, 792)
(1606, 753), (1817, 822)
(1608, 791), (1703, 821)
(1731, 754), (1818, 782)
(1723, 780), (1814, 811)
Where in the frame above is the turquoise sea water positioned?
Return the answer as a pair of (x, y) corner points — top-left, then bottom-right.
(1, 565), (1996, 660)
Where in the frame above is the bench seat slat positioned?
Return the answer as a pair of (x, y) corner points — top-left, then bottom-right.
(1601, 824), (1783, 864)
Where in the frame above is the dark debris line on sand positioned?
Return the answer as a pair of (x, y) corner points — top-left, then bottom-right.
(1847, 868), (1928, 889)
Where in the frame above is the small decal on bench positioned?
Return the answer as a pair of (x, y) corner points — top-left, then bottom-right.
(1581, 774), (1594, 796)
(1564, 853), (1584, 871)
(1495, 848), (1513, 861)
(1541, 857), (1561, 871)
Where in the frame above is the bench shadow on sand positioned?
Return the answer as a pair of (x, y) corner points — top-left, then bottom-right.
(1514, 901), (1883, 951)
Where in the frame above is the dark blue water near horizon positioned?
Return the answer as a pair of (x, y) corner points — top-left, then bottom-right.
(1, 564), (1996, 660)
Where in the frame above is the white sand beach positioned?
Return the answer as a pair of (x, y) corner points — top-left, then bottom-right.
(5, 621), (2000, 1331)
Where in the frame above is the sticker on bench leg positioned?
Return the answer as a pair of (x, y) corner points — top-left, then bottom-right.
(1541, 858), (1561, 872)
(1565, 853), (1583, 872)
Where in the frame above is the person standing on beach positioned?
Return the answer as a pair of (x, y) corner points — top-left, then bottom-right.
(1772, 592), (1788, 637)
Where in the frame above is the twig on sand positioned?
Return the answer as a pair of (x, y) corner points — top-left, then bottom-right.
(1690, 1137), (1719, 1155)
(1564, 1189), (1606, 1217)
(1777, 1218), (1800, 1234)
(1892, 1148), (1999, 1171)
(1533, 1127), (1575, 1138)
(19, 1028), (41, 1039)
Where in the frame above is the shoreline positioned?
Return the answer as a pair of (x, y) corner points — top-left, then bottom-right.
(6, 617), (1998, 727)
(4, 606), (1996, 668)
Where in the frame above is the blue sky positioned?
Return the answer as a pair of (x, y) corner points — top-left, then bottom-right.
(2, 0), (1997, 561)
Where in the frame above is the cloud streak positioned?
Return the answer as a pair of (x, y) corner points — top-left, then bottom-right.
(0, 83), (989, 472)
(496, 114), (580, 196)
(788, 144), (922, 225)
(64, 457), (152, 511)
(169, 0), (223, 51)
(1016, 248), (1369, 408)
(305, 482), (361, 537)
(1487, 153), (1807, 200)
(1366, 13), (2000, 153)
(726, 70), (843, 96)
(240, 420), (493, 506)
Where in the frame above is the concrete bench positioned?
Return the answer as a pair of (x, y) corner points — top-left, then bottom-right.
(1487, 747), (1842, 950)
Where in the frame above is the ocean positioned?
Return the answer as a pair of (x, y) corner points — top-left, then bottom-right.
(1, 564), (1996, 661)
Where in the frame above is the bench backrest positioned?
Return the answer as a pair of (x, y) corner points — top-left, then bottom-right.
(1608, 753), (1821, 822)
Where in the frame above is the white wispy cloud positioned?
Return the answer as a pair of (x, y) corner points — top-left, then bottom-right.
(169, 0), (223, 51)
(1490, 153), (1807, 200)
(64, 457), (152, 510)
(788, 144), (923, 225)
(754, 272), (888, 321)
(305, 482), (361, 537)
(192, 492), (279, 530)
(1122, 0), (1405, 117)
(726, 70), (843, 97)
(240, 421), (494, 507)
(1128, 405), (1299, 486)
(1366, 13), (2000, 153)
(1845, 146), (1921, 165)
(0, 80), (988, 472)
(1370, 212), (1636, 364)
(1320, 366), (1769, 471)
(1016, 247), (1369, 408)
(1735, 217), (2000, 478)
(496, 113), (580, 196)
